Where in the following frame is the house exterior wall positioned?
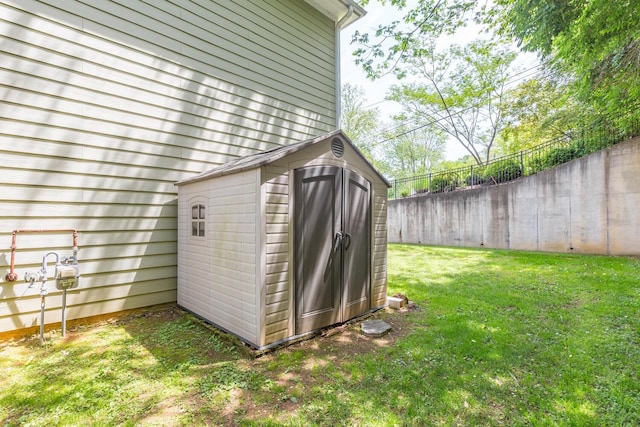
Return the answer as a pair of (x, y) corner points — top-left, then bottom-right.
(0, 0), (337, 334)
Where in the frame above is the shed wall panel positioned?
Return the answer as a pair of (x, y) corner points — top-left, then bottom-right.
(371, 183), (388, 307)
(263, 165), (291, 343)
(177, 170), (260, 345)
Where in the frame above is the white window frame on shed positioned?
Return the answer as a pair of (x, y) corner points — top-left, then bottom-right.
(189, 198), (207, 241)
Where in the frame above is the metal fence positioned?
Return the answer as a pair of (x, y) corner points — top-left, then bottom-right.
(388, 118), (640, 199)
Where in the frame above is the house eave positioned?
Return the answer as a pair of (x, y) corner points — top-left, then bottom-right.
(304, 0), (366, 28)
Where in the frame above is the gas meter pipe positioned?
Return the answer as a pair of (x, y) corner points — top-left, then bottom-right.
(4, 229), (78, 282)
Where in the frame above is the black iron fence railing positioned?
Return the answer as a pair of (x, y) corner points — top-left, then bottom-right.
(388, 118), (640, 199)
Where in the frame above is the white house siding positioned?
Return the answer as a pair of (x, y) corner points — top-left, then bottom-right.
(0, 0), (337, 334)
(263, 165), (291, 345)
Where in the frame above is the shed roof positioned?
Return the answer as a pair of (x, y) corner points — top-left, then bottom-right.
(175, 129), (391, 187)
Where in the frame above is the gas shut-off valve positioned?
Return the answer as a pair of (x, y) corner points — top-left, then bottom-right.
(25, 250), (80, 344)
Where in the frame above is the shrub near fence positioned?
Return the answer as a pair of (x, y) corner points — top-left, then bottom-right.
(389, 117), (640, 199)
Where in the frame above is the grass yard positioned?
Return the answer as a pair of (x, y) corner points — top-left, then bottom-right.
(1, 244), (639, 426)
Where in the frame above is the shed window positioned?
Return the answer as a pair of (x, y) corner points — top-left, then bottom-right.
(191, 204), (206, 237)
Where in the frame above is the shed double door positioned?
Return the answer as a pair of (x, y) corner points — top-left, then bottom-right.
(294, 166), (371, 335)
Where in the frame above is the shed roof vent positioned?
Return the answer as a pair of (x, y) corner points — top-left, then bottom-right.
(331, 137), (344, 158)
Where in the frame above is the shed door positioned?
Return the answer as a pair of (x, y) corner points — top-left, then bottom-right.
(295, 166), (371, 335)
(342, 169), (371, 321)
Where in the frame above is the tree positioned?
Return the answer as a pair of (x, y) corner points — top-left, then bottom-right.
(488, 0), (580, 56)
(354, 0), (640, 160)
(491, 0), (640, 125)
(341, 83), (447, 178)
(381, 121), (446, 178)
(354, 0), (477, 80)
(353, 2), (518, 165)
(340, 83), (387, 171)
(386, 40), (517, 164)
(498, 76), (579, 153)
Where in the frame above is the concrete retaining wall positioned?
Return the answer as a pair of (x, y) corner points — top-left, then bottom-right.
(388, 138), (640, 255)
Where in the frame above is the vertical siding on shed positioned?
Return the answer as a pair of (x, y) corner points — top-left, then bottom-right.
(177, 181), (209, 323)
(0, 0), (337, 333)
(177, 170), (260, 345)
(263, 165), (291, 344)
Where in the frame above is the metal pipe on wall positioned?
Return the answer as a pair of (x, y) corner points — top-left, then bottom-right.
(4, 229), (78, 282)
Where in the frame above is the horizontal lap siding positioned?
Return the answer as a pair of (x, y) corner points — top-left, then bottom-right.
(0, 0), (336, 333)
(264, 166), (291, 344)
(372, 186), (388, 307)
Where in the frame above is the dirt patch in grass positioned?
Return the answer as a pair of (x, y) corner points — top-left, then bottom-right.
(228, 306), (419, 425)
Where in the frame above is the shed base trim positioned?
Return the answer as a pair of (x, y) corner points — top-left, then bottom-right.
(177, 304), (386, 354)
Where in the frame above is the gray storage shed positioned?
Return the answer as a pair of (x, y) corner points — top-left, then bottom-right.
(176, 130), (390, 349)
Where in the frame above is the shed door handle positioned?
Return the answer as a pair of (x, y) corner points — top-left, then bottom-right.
(344, 233), (352, 251)
(334, 231), (343, 251)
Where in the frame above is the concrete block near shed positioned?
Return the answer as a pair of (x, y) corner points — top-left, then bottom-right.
(387, 296), (405, 309)
(361, 319), (392, 337)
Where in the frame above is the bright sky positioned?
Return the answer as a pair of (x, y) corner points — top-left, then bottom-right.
(339, 2), (406, 116)
(339, 1), (471, 160)
(339, 1), (539, 161)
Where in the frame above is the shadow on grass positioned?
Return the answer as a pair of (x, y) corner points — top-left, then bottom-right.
(3, 244), (640, 426)
(0, 306), (249, 426)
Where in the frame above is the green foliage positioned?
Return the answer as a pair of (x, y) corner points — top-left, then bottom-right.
(551, 0), (640, 118)
(352, 0), (476, 80)
(527, 155), (547, 174)
(386, 40), (517, 165)
(340, 83), (387, 173)
(483, 158), (522, 183)
(351, 1), (518, 165)
(526, 144), (582, 174)
(340, 83), (379, 151)
(465, 169), (486, 186)
(430, 174), (459, 193)
(542, 145), (581, 168)
(353, 0), (640, 165)
(490, 0), (580, 55)
(341, 84), (447, 179)
(498, 78), (579, 153)
(382, 122), (447, 178)
(436, 155), (476, 171)
(492, 0), (640, 121)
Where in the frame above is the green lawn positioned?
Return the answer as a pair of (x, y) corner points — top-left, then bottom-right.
(2, 244), (639, 426)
